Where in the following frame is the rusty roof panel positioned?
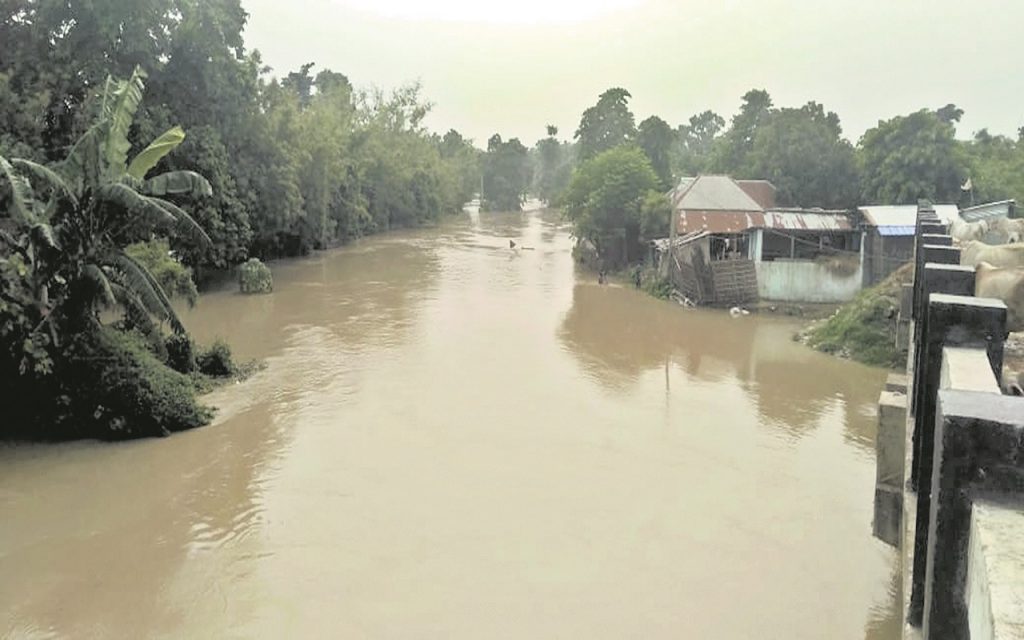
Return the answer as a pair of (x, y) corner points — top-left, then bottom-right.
(762, 210), (852, 231)
(677, 211), (760, 234)
(677, 209), (852, 234)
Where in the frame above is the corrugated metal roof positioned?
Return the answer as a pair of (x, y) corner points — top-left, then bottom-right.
(677, 211), (757, 234)
(651, 230), (709, 251)
(960, 200), (1014, 223)
(673, 175), (764, 212)
(859, 204), (959, 227)
(878, 225), (916, 237)
(677, 209), (853, 234)
(762, 209), (852, 231)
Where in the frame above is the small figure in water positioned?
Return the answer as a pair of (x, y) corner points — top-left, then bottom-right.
(632, 266), (642, 289)
(598, 269), (607, 285)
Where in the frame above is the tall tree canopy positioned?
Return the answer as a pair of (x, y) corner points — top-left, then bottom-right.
(531, 125), (574, 203)
(636, 115), (675, 190)
(482, 134), (531, 211)
(561, 145), (659, 261)
(744, 102), (859, 208)
(858, 108), (967, 204)
(673, 110), (725, 177)
(574, 88), (637, 162)
(709, 89), (773, 172)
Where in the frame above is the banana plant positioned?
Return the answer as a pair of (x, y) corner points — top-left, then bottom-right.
(0, 66), (213, 340)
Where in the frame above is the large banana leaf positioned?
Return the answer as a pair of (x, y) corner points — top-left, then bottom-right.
(141, 170), (212, 198)
(29, 223), (61, 252)
(127, 126), (186, 180)
(147, 196), (213, 247)
(83, 264), (116, 308)
(102, 67), (146, 174)
(110, 252), (186, 335)
(0, 155), (38, 224)
(11, 158), (78, 208)
(96, 183), (176, 226)
(61, 123), (104, 196)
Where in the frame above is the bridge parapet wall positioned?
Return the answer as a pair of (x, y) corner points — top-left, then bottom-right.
(873, 201), (1024, 640)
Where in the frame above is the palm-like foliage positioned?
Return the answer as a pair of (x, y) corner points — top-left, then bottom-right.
(0, 66), (212, 341)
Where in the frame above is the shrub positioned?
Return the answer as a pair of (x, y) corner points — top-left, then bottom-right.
(804, 263), (912, 368)
(125, 239), (199, 305)
(63, 328), (212, 439)
(239, 257), (273, 294)
(165, 333), (196, 373)
(197, 339), (235, 377)
(643, 274), (674, 300)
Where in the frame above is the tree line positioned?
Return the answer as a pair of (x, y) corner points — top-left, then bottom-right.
(1, 1), (482, 273)
(0, 0), (483, 441)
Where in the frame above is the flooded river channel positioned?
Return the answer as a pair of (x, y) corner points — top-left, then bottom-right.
(1, 208), (898, 638)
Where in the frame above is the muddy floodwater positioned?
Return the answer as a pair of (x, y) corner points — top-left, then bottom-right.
(1, 208), (899, 639)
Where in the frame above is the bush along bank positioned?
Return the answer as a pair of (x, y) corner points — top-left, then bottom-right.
(801, 263), (913, 368)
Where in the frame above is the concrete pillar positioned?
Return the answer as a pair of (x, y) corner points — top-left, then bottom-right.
(910, 260), (972, 418)
(921, 389), (1024, 639)
(908, 294), (1007, 625)
(913, 241), (959, 328)
(874, 390), (908, 546)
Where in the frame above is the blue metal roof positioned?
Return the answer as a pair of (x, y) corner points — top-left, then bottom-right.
(877, 225), (916, 237)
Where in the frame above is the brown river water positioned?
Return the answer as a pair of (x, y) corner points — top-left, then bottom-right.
(1, 207), (899, 639)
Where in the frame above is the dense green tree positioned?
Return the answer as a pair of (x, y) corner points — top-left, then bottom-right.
(709, 89), (773, 173)
(638, 191), (672, 240)
(482, 134), (530, 211)
(673, 110), (724, 177)
(963, 129), (1024, 209)
(636, 115), (674, 190)
(561, 146), (659, 261)
(858, 108), (967, 204)
(574, 88), (637, 162)
(745, 102), (859, 208)
(439, 129), (482, 211)
(533, 125), (575, 203)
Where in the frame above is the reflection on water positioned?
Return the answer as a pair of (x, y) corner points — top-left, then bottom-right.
(559, 283), (882, 446)
(1, 209), (898, 639)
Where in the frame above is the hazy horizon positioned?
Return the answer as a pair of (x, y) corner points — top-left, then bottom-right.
(242, 0), (1023, 147)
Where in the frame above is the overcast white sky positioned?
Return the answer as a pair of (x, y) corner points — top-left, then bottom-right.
(240, 0), (1024, 148)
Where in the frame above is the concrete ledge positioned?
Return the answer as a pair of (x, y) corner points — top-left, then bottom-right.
(887, 373), (909, 394)
(968, 498), (1024, 640)
(941, 347), (1002, 395)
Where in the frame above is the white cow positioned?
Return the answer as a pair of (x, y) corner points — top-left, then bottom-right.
(949, 217), (989, 243)
(960, 241), (1024, 268)
(975, 261), (1024, 333)
(989, 217), (1024, 244)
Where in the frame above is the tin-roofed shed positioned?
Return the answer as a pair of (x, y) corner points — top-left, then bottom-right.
(859, 204), (959, 286)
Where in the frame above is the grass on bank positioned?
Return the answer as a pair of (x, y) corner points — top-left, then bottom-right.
(803, 263), (913, 368)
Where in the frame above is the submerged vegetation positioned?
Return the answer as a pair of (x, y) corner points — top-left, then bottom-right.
(239, 258), (273, 294)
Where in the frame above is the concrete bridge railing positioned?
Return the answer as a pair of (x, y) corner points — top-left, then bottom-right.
(873, 202), (1024, 640)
